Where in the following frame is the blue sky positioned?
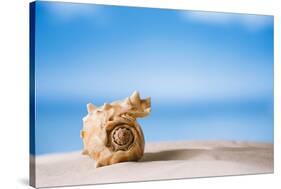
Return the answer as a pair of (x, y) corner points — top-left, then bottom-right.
(33, 2), (273, 155)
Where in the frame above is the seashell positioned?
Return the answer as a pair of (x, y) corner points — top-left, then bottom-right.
(81, 91), (151, 168)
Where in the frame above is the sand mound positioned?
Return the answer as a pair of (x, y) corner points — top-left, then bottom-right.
(35, 141), (273, 188)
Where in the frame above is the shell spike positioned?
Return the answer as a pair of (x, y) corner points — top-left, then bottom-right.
(130, 91), (141, 106)
(102, 103), (111, 110)
(141, 97), (151, 110)
(87, 103), (96, 113)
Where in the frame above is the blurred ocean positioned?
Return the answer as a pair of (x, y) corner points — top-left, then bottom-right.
(35, 97), (273, 155)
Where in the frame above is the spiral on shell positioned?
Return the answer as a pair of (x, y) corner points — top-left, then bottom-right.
(111, 125), (134, 151)
(81, 91), (151, 168)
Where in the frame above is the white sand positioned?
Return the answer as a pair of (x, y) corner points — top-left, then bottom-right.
(35, 141), (273, 188)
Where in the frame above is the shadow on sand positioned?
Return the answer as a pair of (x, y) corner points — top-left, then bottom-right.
(140, 146), (271, 162)
(141, 149), (205, 162)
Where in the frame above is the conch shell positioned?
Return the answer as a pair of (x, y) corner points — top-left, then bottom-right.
(81, 91), (151, 168)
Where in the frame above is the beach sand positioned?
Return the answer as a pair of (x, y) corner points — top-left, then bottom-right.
(35, 141), (273, 188)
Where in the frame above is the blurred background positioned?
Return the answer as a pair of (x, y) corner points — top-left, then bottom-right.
(34, 2), (273, 155)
